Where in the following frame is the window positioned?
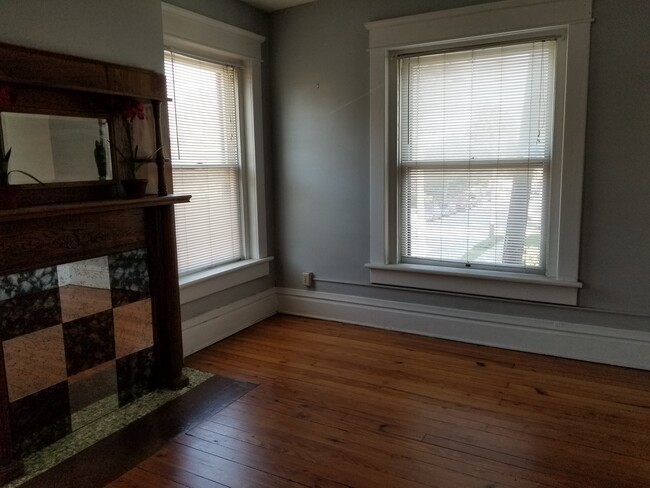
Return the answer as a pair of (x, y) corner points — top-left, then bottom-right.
(366, 0), (592, 305)
(165, 51), (243, 275)
(162, 3), (270, 304)
(399, 40), (555, 273)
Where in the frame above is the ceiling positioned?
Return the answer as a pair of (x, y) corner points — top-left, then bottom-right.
(240, 0), (316, 13)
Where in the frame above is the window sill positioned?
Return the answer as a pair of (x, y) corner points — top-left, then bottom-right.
(179, 257), (273, 304)
(366, 263), (581, 305)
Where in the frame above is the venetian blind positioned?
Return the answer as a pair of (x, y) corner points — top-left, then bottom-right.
(165, 51), (243, 275)
(399, 40), (555, 271)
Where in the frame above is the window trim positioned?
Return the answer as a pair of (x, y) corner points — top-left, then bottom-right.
(365, 0), (592, 305)
(162, 3), (270, 303)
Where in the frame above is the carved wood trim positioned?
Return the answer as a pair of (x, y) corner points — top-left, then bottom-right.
(0, 195), (190, 223)
(0, 210), (146, 276)
(0, 197), (190, 276)
(0, 42), (166, 100)
(0, 41), (171, 206)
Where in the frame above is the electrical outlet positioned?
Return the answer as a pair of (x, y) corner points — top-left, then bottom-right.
(302, 272), (314, 287)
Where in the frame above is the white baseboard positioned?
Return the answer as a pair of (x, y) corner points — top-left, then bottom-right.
(276, 287), (650, 371)
(179, 286), (650, 371)
(181, 288), (278, 357)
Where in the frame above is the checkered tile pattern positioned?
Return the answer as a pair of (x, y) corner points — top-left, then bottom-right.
(1, 249), (156, 457)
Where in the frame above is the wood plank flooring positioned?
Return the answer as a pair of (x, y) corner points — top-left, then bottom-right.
(109, 314), (650, 487)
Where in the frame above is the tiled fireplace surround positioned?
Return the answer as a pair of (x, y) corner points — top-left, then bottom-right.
(1, 250), (155, 456)
(0, 198), (189, 483)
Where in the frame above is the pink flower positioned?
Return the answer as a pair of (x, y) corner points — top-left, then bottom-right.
(120, 100), (145, 121)
(116, 99), (147, 179)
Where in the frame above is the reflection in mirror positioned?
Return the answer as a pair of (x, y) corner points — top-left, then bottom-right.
(0, 113), (113, 184)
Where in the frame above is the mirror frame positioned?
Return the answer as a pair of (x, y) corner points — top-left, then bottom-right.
(0, 42), (169, 207)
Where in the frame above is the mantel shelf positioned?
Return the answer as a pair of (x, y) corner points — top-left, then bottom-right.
(0, 194), (191, 223)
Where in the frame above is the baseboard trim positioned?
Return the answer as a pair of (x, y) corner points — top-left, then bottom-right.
(180, 286), (650, 371)
(276, 287), (650, 371)
(182, 288), (278, 357)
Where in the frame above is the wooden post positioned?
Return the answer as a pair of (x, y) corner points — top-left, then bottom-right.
(152, 100), (168, 197)
(146, 205), (188, 390)
(0, 344), (24, 484)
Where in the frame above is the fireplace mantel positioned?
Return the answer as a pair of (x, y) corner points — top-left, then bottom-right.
(0, 195), (188, 221)
(0, 195), (190, 483)
(0, 42), (189, 484)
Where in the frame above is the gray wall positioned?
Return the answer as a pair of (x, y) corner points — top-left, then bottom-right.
(270, 0), (650, 330)
(0, 0), (164, 71)
(579, 0), (650, 313)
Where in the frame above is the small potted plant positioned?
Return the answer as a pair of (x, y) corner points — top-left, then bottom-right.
(0, 147), (18, 209)
(0, 85), (45, 208)
(0, 147), (44, 209)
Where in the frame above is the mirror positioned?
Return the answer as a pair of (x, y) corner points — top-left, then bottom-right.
(1, 113), (113, 184)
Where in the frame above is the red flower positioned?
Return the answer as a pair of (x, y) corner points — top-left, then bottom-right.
(0, 86), (12, 108)
(120, 99), (145, 121)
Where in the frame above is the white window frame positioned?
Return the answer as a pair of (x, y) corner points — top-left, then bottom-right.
(365, 0), (592, 305)
(162, 3), (271, 304)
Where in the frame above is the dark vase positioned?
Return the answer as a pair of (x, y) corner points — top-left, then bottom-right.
(122, 178), (148, 199)
(94, 140), (108, 180)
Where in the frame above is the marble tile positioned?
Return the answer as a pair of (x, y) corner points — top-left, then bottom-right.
(113, 299), (154, 359)
(59, 284), (112, 323)
(2, 324), (67, 402)
(108, 249), (150, 307)
(10, 381), (71, 457)
(0, 266), (58, 301)
(57, 256), (110, 289)
(63, 310), (115, 376)
(116, 347), (156, 406)
(68, 360), (118, 414)
(68, 361), (118, 430)
(0, 288), (62, 341)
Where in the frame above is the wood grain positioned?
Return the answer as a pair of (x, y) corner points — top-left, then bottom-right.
(109, 314), (650, 487)
(0, 41), (169, 207)
(0, 41), (166, 100)
(147, 205), (188, 390)
(0, 209), (146, 275)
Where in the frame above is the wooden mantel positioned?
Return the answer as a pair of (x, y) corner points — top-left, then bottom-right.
(0, 41), (167, 102)
(0, 41), (188, 484)
(0, 195), (190, 483)
(0, 41), (171, 206)
(0, 195), (189, 224)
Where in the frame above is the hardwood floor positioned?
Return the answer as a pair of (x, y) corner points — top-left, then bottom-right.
(109, 314), (650, 487)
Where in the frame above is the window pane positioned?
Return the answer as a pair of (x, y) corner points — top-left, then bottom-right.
(401, 165), (545, 269)
(174, 166), (242, 273)
(401, 41), (555, 165)
(165, 52), (239, 165)
(165, 51), (243, 275)
(399, 40), (555, 271)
